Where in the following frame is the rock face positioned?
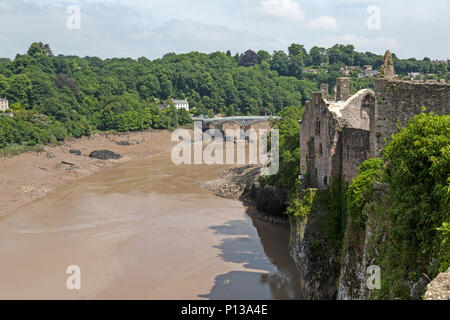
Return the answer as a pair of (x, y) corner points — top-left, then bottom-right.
(336, 217), (370, 300)
(289, 189), (341, 300)
(200, 165), (289, 223)
(200, 165), (262, 200)
(424, 268), (450, 300)
(243, 176), (288, 222)
(89, 150), (122, 160)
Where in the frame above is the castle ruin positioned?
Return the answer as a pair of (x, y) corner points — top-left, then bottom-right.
(300, 50), (450, 188)
(299, 79), (375, 188)
(373, 51), (450, 153)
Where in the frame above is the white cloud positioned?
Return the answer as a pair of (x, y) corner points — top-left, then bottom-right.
(0, 0), (448, 60)
(261, 0), (304, 20)
(307, 16), (338, 31)
(373, 38), (399, 50)
(132, 19), (286, 57)
(318, 34), (399, 53)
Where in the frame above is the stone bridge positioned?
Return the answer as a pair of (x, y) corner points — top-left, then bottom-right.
(197, 116), (278, 140)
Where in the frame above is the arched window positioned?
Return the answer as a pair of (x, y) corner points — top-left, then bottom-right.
(315, 117), (321, 135)
(362, 95), (372, 109)
(361, 94), (374, 117)
(319, 143), (323, 157)
(323, 176), (328, 186)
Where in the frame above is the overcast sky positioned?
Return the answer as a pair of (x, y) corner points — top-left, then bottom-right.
(0, 0), (448, 60)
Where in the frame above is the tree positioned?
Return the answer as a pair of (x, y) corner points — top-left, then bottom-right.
(288, 54), (304, 79)
(271, 51), (289, 76)
(7, 74), (32, 107)
(257, 50), (271, 64)
(288, 43), (306, 57)
(0, 74), (9, 97)
(138, 74), (160, 99)
(159, 74), (173, 99)
(310, 46), (328, 66)
(54, 73), (78, 94)
(239, 50), (258, 67)
(289, 43), (311, 66)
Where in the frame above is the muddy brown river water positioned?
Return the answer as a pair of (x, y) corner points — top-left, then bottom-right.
(0, 148), (303, 299)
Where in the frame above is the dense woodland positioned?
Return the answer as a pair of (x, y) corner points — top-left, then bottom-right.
(0, 42), (449, 150)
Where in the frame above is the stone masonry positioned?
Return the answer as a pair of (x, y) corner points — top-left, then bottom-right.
(300, 50), (450, 188)
(300, 79), (375, 188)
(373, 51), (450, 154)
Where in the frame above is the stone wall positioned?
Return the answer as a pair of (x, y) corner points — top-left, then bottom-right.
(340, 128), (371, 182)
(300, 92), (341, 189)
(300, 89), (374, 188)
(336, 77), (350, 101)
(373, 79), (450, 153)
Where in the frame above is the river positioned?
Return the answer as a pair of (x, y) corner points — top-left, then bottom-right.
(0, 148), (303, 299)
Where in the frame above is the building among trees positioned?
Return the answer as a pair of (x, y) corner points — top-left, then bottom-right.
(172, 99), (189, 110)
(0, 98), (9, 112)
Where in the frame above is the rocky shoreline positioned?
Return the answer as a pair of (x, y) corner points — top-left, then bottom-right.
(200, 164), (289, 225)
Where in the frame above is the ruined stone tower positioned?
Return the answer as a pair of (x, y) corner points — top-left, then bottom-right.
(320, 83), (329, 100)
(336, 77), (350, 101)
(379, 50), (395, 79)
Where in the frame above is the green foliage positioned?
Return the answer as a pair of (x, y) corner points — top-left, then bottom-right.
(264, 105), (304, 190)
(324, 176), (349, 251)
(0, 116), (52, 148)
(437, 221), (450, 246)
(364, 113), (450, 299)
(346, 158), (384, 225)
(286, 188), (316, 218)
(287, 176), (348, 251)
(0, 143), (45, 157)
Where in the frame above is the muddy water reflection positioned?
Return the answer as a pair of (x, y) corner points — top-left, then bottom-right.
(0, 149), (302, 299)
(200, 210), (303, 299)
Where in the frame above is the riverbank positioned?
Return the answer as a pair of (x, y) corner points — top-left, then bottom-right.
(0, 130), (174, 218)
(200, 165), (289, 225)
(0, 136), (303, 300)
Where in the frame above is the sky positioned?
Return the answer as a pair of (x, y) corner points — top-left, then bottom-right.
(0, 0), (448, 60)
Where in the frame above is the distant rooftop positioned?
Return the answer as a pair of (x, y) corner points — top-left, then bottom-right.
(173, 99), (188, 104)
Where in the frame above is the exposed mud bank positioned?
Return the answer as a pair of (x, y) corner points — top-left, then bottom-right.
(0, 130), (174, 218)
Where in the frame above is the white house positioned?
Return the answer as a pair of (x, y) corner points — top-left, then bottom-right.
(0, 97), (9, 112)
(172, 99), (189, 111)
(407, 72), (423, 80)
